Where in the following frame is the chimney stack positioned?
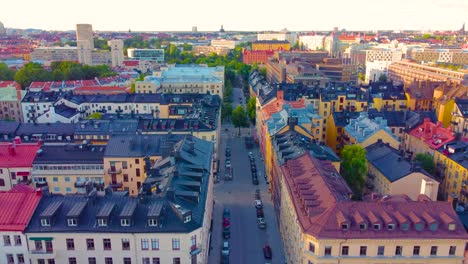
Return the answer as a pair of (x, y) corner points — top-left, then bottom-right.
(8, 143), (16, 156)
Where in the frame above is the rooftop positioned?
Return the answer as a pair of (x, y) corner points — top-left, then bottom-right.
(455, 98), (468, 118)
(0, 139), (41, 168)
(409, 118), (455, 149)
(0, 185), (41, 231)
(344, 112), (398, 143)
(33, 144), (105, 165)
(105, 134), (184, 158)
(437, 140), (468, 170)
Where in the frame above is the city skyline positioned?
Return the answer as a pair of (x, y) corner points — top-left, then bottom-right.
(1, 0), (467, 32)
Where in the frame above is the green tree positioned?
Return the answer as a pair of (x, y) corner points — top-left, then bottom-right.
(0, 63), (15, 80)
(378, 74), (388, 82)
(94, 38), (110, 50)
(231, 105), (249, 135)
(221, 102), (233, 121)
(341, 145), (367, 199)
(246, 97), (256, 122)
(86, 112), (103, 119)
(414, 153), (435, 175)
(358, 72), (365, 82)
(14, 62), (53, 88)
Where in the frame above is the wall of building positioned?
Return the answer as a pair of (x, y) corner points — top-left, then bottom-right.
(0, 232), (30, 264)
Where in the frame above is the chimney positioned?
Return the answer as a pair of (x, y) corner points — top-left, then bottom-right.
(277, 90), (284, 100)
(8, 143), (16, 156)
(14, 136), (21, 145)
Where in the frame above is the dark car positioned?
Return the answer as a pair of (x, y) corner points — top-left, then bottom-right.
(252, 177), (259, 185)
(223, 218), (231, 227)
(221, 254), (229, 264)
(223, 227), (231, 239)
(255, 189), (261, 200)
(223, 208), (230, 220)
(263, 245), (272, 259)
(251, 165), (257, 173)
(225, 147), (231, 157)
(256, 208), (264, 218)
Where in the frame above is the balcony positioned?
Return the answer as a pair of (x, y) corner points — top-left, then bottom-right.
(109, 181), (123, 188)
(399, 105), (407, 109)
(107, 168), (122, 174)
(35, 182), (48, 188)
(30, 249), (55, 258)
(190, 244), (202, 256)
(451, 121), (459, 126)
(18, 178), (32, 185)
(74, 181), (87, 188)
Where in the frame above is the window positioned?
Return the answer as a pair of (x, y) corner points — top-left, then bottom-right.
(86, 238), (95, 250)
(173, 258), (181, 264)
(17, 254), (24, 264)
(41, 218), (50, 226)
(10, 172), (16, 180)
(341, 223), (349, 230)
(449, 246), (456, 256)
(430, 246), (438, 256)
(65, 177), (70, 182)
(135, 159), (140, 164)
(53, 187), (60, 193)
(184, 215), (191, 223)
(136, 168), (141, 177)
(387, 224), (395, 230)
(377, 246), (385, 256)
(141, 239), (149, 250)
(360, 246), (367, 256)
(105, 258), (113, 264)
(309, 242), (315, 253)
(430, 223), (438, 231)
(38, 260), (45, 264)
(324, 246), (332, 256)
(122, 161), (128, 169)
(0, 179), (4, 186)
(359, 223), (367, 230)
(395, 246), (402, 256)
(6, 254), (13, 264)
(142, 258), (150, 264)
(121, 218), (130, 226)
(123, 258), (131, 264)
(151, 238), (159, 250)
(123, 174), (129, 182)
(88, 258), (96, 264)
(53, 177), (58, 182)
(148, 218), (158, 226)
(97, 218), (107, 226)
(172, 238), (180, 250)
(68, 258), (77, 264)
(67, 218), (77, 226)
(122, 238), (130, 250)
(448, 223), (456, 231)
(35, 240), (43, 250)
(341, 246), (349, 256)
(3, 235), (11, 246)
(152, 258), (160, 264)
(413, 246), (420, 256)
(401, 223), (409, 231)
(103, 238), (112, 250)
(415, 223), (423, 231)
(45, 241), (53, 252)
(66, 238), (75, 250)
(373, 224), (380, 230)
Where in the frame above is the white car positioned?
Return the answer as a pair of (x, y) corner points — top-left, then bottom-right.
(255, 200), (263, 209)
(222, 241), (230, 256)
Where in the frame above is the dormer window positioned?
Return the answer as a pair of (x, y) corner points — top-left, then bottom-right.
(148, 218), (158, 227)
(401, 223), (409, 231)
(448, 224), (456, 231)
(67, 218), (77, 227)
(415, 223), (423, 231)
(40, 218), (50, 227)
(430, 223), (438, 231)
(341, 223), (349, 230)
(360, 223), (367, 230)
(121, 218), (130, 227)
(184, 215), (192, 223)
(387, 224), (395, 231)
(373, 224), (381, 230)
(97, 218), (107, 227)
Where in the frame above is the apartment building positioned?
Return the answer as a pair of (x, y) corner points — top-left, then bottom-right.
(257, 32), (297, 44)
(108, 39), (124, 67)
(251, 40), (290, 51)
(277, 152), (467, 264)
(409, 48), (468, 65)
(362, 81), (407, 111)
(0, 81), (24, 121)
(450, 98), (468, 138)
(434, 140), (468, 203)
(433, 83), (468, 127)
(30, 47), (79, 66)
(365, 48), (402, 64)
(298, 35), (326, 51)
(192, 46), (229, 56)
(0, 138), (41, 191)
(242, 49), (275, 65)
(0, 185), (41, 264)
(210, 39), (238, 49)
(388, 61), (468, 88)
(31, 144), (105, 195)
(366, 140), (439, 200)
(127, 49), (164, 63)
(25, 135), (214, 264)
(316, 58), (358, 84)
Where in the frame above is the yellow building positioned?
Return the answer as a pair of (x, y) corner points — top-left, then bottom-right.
(451, 98), (468, 138)
(434, 141), (468, 203)
(278, 152), (467, 264)
(363, 82), (408, 111)
(251, 40), (290, 51)
(433, 83), (468, 127)
(366, 140), (439, 200)
(103, 134), (177, 195)
(404, 80), (442, 111)
(31, 144), (105, 194)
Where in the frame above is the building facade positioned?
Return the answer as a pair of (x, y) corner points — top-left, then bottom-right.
(0, 81), (24, 121)
(108, 39), (124, 67)
(127, 49), (164, 63)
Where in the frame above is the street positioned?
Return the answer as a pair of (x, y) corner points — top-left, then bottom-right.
(208, 86), (285, 264)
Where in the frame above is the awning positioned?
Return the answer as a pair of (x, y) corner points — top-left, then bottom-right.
(190, 248), (202, 255)
(29, 237), (53, 241)
(17, 171), (30, 176)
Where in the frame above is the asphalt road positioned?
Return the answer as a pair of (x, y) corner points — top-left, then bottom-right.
(208, 122), (285, 264)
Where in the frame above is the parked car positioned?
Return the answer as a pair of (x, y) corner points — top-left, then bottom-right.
(223, 208), (231, 220)
(255, 189), (261, 200)
(223, 227), (230, 239)
(221, 254), (229, 264)
(258, 218), (267, 229)
(256, 208), (264, 218)
(222, 241), (230, 256)
(252, 177), (259, 185)
(255, 200), (263, 209)
(225, 159), (231, 169)
(223, 218), (231, 227)
(263, 245), (272, 259)
(251, 165), (257, 173)
(225, 147), (231, 157)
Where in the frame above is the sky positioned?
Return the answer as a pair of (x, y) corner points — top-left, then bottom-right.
(1, 0), (467, 32)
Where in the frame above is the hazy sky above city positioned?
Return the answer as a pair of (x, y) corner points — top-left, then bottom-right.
(1, 0), (467, 32)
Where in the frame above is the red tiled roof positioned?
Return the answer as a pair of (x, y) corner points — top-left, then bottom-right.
(281, 152), (468, 240)
(0, 141), (41, 168)
(409, 118), (455, 149)
(0, 81), (20, 89)
(123, 60), (139, 67)
(74, 86), (129, 95)
(0, 184), (41, 231)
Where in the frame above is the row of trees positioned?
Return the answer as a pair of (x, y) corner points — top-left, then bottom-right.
(0, 62), (117, 88)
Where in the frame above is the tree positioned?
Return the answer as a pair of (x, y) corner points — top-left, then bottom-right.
(14, 62), (53, 88)
(358, 72), (365, 82)
(414, 153), (435, 175)
(0, 63), (15, 80)
(221, 102), (233, 121)
(86, 112), (103, 120)
(231, 105), (249, 135)
(246, 97), (256, 122)
(341, 145), (367, 199)
(378, 74), (388, 82)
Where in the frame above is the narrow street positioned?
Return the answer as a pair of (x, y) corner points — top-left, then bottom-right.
(208, 87), (285, 264)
